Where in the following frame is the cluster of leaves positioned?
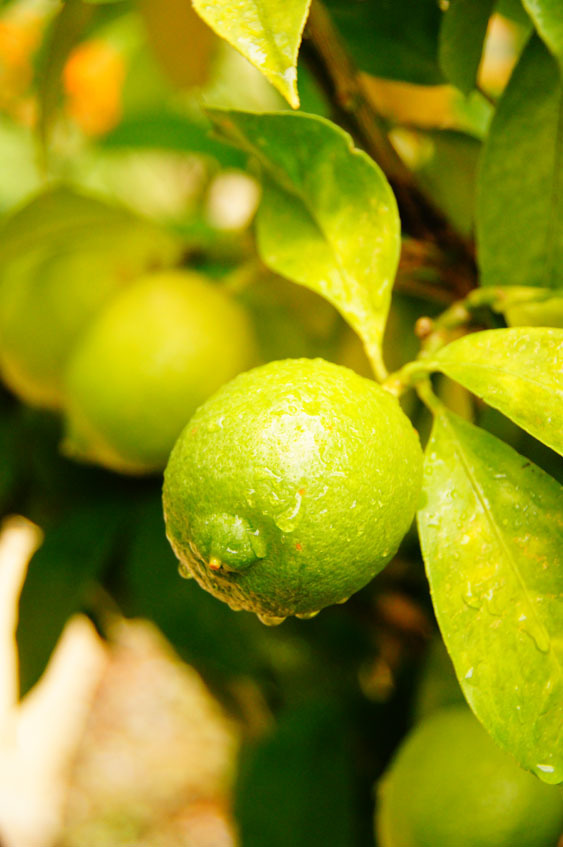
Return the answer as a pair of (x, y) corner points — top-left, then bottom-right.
(1, 0), (562, 841)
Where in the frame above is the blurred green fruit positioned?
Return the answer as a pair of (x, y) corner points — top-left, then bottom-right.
(63, 270), (258, 474)
(411, 637), (465, 723)
(163, 358), (423, 623)
(0, 187), (180, 409)
(376, 706), (563, 847)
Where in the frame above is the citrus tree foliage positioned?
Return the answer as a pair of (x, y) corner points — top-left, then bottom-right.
(1, 0), (562, 841)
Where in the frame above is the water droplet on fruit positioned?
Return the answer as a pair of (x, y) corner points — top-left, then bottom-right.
(535, 763), (555, 775)
(257, 613), (287, 626)
(274, 490), (304, 533)
(249, 528), (267, 558)
(295, 611), (319, 620)
(178, 563), (193, 579)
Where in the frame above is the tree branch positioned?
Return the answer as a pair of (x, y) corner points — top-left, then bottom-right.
(302, 0), (477, 299)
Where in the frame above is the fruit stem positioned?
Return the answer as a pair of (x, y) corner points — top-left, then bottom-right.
(383, 359), (432, 397)
(415, 379), (445, 416)
(365, 341), (389, 383)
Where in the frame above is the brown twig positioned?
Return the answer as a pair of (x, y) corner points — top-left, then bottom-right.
(302, 0), (477, 298)
(396, 239), (476, 303)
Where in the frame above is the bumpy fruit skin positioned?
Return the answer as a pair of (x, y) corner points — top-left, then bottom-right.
(162, 358), (423, 622)
(63, 271), (258, 474)
(376, 706), (563, 847)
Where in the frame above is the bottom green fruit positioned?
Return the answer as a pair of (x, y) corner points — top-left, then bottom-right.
(162, 358), (423, 622)
(376, 706), (563, 847)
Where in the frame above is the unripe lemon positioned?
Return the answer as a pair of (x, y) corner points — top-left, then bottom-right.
(376, 706), (563, 847)
(0, 190), (179, 409)
(63, 270), (258, 474)
(162, 358), (423, 623)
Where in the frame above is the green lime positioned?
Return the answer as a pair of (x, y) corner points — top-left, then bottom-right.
(376, 706), (563, 847)
(411, 636), (465, 723)
(63, 270), (258, 474)
(162, 358), (423, 623)
(0, 193), (179, 409)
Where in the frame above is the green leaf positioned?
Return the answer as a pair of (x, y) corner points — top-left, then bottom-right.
(521, 0), (563, 66)
(192, 0), (311, 108)
(235, 699), (357, 845)
(37, 0), (94, 157)
(505, 297), (563, 327)
(432, 327), (563, 457)
(418, 410), (563, 783)
(16, 501), (122, 697)
(324, 0), (443, 85)
(208, 109), (401, 378)
(98, 111), (246, 166)
(482, 284), (563, 326)
(415, 130), (481, 237)
(477, 36), (563, 289)
(439, 0), (496, 93)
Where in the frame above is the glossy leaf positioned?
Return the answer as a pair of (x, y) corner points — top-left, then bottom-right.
(16, 501), (122, 697)
(432, 328), (563, 457)
(439, 0), (495, 93)
(325, 0), (443, 85)
(418, 410), (563, 783)
(192, 0), (311, 108)
(522, 0), (563, 66)
(505, 297), (563, 328)
(235, 699), (357, 846)
(208, 109), (400, 378)
(477, 36), (563, 289)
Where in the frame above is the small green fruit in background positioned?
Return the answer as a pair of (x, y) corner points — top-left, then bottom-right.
(163, 358), (423, 623)
(411, 636), (465, 723)
(376, 706), (563, 847)
(0, 188), (180, 409)
(63, 270), (258, 474)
